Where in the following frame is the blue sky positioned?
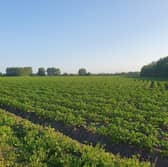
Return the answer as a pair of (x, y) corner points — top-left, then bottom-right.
(0, 0), (168, 73)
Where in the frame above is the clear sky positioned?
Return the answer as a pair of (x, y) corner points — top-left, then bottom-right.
(0, 0), (168, 73)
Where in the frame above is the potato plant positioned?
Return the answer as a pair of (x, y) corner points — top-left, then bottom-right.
(0, 76), (167, 155)
(0, 109), (150, 167)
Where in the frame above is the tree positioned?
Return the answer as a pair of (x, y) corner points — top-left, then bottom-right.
(6, 67), (32, 76)
(55, 68), (61, 75)
(140, 56), (168, 77)
(86, 72), (91, 76)
(63, 72), (68, 76)
(140, 62), (157, 77)
(47, 68), (61, 76)
(78, 68), (87, 76)
(37, 67), (46, 76)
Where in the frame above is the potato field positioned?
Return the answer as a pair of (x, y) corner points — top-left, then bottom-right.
(0, 76), (167, 166)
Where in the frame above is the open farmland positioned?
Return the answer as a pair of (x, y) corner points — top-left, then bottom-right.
(0, 76), (168, 166)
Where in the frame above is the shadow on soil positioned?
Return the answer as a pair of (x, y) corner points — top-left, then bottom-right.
(0, 104), (167, 167)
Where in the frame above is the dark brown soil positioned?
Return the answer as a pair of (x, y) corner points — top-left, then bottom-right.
(0, 104), (167, 167)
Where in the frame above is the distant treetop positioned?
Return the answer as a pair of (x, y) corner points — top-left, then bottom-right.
(6, 67), (32, 76)
(47, 67), (61, 76)
(37, 67), (46, 76)
(140, 56), (168, 77)
(78, 68), (87, 76)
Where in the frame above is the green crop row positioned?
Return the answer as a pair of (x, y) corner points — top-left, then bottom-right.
(0, 109), (150, 167)
(0, 76), (167, 156)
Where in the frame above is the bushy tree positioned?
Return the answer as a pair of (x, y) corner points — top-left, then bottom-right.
(78, 68), (87, 76)
(47, 68), (61, 76)
(140, 56), (168, 77)
(55, 68), (61, 75)
(37, 68), (46, 76)
(63, 72), (68, 76)
(140, 62), (157, 77)
(6, 67), (32, 76)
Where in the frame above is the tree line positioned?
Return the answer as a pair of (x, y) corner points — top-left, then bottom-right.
(0, 67), (140, 77)
(3, 67), (90, 76)
(140, 56), (168, 77)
